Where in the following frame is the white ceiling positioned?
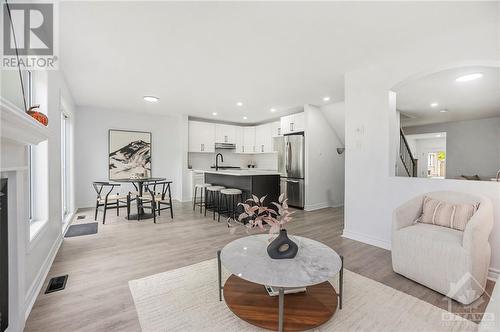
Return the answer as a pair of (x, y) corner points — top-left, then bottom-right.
(59, 1), (498, 123)
(396, 66), (500, 127)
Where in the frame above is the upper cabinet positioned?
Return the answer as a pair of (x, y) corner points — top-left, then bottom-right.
(255, 123), (273, 153)
(242, 126), (256, 153)
(188, 114), (303, 154)
(235, 126), (245, 153)
(215, 124), (236, 144)
(188, 121), (215, 152)
(270, 121), (282, 137)
(281, 112), (305, 135)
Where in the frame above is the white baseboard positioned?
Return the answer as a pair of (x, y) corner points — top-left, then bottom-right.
(304, 202), (344, 211)
(342, 229), (391, 251)
(24, 233), (63, 321)
(488, 267), (499, 281)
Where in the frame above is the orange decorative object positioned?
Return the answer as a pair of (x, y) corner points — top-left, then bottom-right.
(26, 105), (48, 126)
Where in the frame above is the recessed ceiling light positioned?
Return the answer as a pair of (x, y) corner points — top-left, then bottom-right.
(436, 134), (442, 138)
(270, 108), (276, 113)
(236, 102), (243, 107)
(323, 96), (331, 102)
(455, 73), (483, 82)
(430, 102), (439, 107)
(243, 116), (248, 120)
(143, 96), (159, 102)
(212, 112), (218, 116)
(440, 109), (448, 113)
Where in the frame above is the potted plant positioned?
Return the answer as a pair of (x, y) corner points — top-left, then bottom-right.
(229, 193), (298, 259)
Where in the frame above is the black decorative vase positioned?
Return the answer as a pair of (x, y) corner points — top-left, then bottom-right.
(267, 229), (298, 259)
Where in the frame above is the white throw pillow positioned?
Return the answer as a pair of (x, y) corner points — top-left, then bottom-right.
(418, 196), (479, 231)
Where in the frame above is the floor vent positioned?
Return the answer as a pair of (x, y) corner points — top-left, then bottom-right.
(77, 215), (86, 220)
(45, 275), (68, 294)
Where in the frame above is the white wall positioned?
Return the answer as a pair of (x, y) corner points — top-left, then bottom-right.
(342, 9), (500, 278)
(304, 104), (345, 210)
(74, 107), (184, 208)
(320, 102), (345, 145)
(404, 117), (500, 179)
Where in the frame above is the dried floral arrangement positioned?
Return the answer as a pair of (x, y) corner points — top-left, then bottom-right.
(228, 193), (294, 234)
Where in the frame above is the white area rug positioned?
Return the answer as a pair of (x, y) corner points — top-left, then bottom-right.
(128, 259), (477, 332)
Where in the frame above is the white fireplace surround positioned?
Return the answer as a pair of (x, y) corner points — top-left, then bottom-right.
(1, 98), (50, 332)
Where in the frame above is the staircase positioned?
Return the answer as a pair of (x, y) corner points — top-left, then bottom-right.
(399, 129), (417, 177)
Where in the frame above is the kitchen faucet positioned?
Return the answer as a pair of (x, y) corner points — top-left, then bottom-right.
(215, 153), (224, 171)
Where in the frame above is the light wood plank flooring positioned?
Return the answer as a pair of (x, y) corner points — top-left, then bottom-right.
(24, 202), (494, 331)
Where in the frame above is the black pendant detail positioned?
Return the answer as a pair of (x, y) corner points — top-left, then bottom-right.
(267, 229), (298, 259)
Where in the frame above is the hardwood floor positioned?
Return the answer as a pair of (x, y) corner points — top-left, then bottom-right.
(24, 202), (494, 331)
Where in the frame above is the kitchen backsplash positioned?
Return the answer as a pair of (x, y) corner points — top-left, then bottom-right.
(188, 151), (278, 170)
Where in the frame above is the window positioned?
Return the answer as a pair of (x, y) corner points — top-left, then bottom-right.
(25, 71), (49, 241)
(26, 70), (34, 221)
(61, 112), (71, 222)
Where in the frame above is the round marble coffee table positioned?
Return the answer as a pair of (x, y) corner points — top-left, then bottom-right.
(217, 234), (343, 332)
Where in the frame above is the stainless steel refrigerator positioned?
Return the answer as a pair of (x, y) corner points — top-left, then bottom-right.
(274, 133), (305, 208)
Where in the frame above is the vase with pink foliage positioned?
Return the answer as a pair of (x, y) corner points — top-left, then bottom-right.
(234, 193), (297, 259)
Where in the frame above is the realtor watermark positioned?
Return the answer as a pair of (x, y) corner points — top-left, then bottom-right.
(2, 1), (58, 70)
(440, 272), (495, 327)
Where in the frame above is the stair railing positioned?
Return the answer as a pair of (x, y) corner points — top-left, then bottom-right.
(399, 129), (417, 177)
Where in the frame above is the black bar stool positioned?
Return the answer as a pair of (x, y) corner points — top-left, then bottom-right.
(218, 188), (243, 223)
(205, 186), (225, 220)
(193, 183), (211, 213)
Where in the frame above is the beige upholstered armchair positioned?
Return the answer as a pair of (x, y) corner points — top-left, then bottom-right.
(392, 191), (494, 305)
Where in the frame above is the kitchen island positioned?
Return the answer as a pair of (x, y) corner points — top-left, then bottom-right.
(201, 169), (281, 206)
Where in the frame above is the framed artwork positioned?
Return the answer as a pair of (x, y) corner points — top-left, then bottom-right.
(108, 129), (151, 180)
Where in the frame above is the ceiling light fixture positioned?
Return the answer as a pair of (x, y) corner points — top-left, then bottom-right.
(440, 109), (448, 113)
(236, 102), (243, 107)
(270, 108), (276, 113)
(212, 112), (218, 116)
(143, 96), (159, 103)
(430, 102), (439, 107)
(323, 96), (331, 102)
(455, 73), (483, 82)
(243, 116), (248, 120)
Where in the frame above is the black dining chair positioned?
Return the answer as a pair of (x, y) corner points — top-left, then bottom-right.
(92, 182), (129, 224)
(137, 181), (174, 222)
(152, 181), (174, 219)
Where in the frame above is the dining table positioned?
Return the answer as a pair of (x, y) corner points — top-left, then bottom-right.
(113, 177), (166, 220)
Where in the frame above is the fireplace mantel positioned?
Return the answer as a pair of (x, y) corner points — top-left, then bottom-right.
(1, 99), (49, 146)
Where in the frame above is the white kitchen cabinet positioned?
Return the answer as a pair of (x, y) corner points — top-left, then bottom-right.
(255, 123), (274, 153)
(281, 112), (305, 135)
(242, 126), (255, 153)
(188, 121), (215, 152)
(292, 112), (305, 132)
(235, 126), (244, 153)
(215, 124), (236, 144)
(270, 121), (282, 137)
